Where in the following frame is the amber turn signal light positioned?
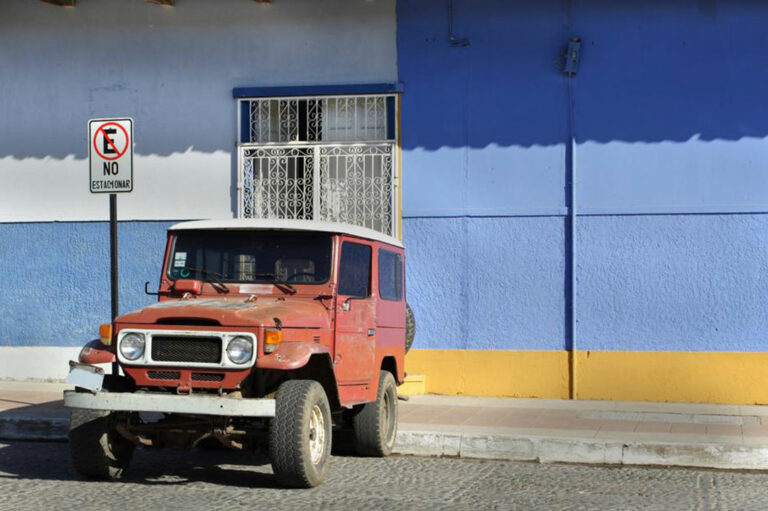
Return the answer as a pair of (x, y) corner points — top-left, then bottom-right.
(99, 324), (113, 346)
(264, 329), (283, 353)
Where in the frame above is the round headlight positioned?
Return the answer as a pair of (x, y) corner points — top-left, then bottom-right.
(119, 333), (145, 361)
(226, 336), (253, 365)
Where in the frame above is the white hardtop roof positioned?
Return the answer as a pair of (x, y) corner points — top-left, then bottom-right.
(169, 219), (403, 248)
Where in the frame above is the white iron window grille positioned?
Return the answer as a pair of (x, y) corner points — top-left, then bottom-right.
(237, 94), (399, 237)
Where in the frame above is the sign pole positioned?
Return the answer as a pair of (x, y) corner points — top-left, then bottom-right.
(110, 193), (119, 376)
(89, 117), (133, 377)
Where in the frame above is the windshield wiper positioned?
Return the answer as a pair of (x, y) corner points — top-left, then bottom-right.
(182, 267), (230, 293)
(251, 273), (297, 295)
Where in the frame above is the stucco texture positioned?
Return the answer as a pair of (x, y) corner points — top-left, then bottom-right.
(0, 221), (172, 346)
(403, 216), (566, 351)
(577, 214), (768, 352)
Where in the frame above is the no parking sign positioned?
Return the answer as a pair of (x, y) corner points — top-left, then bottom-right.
(89, 118), (133, 193)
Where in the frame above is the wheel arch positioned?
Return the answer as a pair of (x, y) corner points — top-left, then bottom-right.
(292, 353), (341, 411)
(380, 355), (400, 384)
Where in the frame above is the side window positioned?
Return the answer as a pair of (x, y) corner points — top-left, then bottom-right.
(338, 242), (371, 297)
(378, 249), (403, 301)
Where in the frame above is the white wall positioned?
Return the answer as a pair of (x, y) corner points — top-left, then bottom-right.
(0, 0), (397, 222)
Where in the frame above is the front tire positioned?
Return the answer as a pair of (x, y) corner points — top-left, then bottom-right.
(352, 370), (398, 456)
(269, 380), (332, 488)
(68, 409), (134, 480)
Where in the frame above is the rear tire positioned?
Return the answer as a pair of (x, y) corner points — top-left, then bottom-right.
(68, 409), (134, 480)
(352, 371), (398, 456)
(269, 380), (332, 488)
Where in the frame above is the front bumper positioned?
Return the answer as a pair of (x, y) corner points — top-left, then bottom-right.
(63, 390), (275, 417)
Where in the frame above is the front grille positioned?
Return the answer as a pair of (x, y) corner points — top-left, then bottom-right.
(151, 336), (222, 364)
(148, 370), (181, 380)
(192, 373), (225, 382)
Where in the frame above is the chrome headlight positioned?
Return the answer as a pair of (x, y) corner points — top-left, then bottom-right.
(119, 333), (146, 361)
(226, 336), (253, 365)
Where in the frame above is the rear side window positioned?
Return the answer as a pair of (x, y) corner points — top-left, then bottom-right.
(378, 249), (403, 301)
(338, 242), (371, 297)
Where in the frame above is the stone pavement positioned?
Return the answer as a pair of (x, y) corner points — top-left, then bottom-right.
(3, 380), (768, 470)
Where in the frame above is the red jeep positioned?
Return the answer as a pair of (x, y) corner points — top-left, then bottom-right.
(64, 219), (414, 488)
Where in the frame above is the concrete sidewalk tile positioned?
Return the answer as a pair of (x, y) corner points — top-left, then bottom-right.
(740, 424), (768, 437)
(458, 408), (509, 427)
(670, 423), (707, 435)
(597, 420), (639, 432)
(705, 424), (742, 436)
(634, 422), (673, 433)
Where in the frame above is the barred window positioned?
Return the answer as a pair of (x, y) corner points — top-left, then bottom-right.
(237, 93), (399, 237)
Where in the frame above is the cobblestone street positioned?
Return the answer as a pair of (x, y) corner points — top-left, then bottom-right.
(1, 441), (768, 510)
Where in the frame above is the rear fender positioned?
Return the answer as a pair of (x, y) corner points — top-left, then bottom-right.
(78, 339), (116, 365)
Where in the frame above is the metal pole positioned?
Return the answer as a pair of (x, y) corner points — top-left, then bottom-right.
(110, 193), (119, 376)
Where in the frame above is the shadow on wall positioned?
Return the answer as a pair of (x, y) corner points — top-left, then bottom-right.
(0, 0), (396, 160)
(398, 0), (768, 151)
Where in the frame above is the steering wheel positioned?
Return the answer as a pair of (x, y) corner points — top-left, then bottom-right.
(285, 272), (317, 282)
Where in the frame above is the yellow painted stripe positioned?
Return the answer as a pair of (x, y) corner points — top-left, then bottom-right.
(405, 349), (768, 404)
(575, 350), (768, 405)
(405, 349), (569, 398)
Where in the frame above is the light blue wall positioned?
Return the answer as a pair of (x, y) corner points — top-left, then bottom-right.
(403, 217), (566, 350)
(399, 0), (768, 352)
(0, 222), (171, 346)
(577, 214), (768, 352)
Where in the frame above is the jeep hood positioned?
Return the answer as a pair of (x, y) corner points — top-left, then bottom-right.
(117, 297), (330, 329)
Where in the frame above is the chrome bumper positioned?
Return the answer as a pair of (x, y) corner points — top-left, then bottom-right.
(63, 390), (276, 417)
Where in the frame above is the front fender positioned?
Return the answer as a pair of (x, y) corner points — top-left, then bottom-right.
(255, 342), (330, 371)
(78, 339), (116, 365)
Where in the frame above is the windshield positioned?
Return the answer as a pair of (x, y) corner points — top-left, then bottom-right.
(168, 230), (332, 285)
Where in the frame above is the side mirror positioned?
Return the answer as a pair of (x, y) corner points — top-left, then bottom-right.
(144, 281), (159, 296)
(173, 279), (203, 295)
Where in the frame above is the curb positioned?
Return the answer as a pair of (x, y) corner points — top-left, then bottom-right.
(4, 417), (768, 471)
(393, 429), (768, 471)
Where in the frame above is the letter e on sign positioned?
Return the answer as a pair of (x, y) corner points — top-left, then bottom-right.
(89, 118), (133, 193)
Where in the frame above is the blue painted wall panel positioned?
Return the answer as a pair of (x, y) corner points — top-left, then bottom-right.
(0, 222), (172, 346)
(577, 214), (768, 352)
(573, 0), (768, 213)
(398, 0), (568, 217)
(403, 216), (565, 350)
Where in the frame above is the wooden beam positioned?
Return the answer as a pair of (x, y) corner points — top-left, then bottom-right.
(38, 0), (75, 6)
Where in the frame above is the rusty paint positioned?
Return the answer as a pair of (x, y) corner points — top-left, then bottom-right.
(91, 229), (407, 408)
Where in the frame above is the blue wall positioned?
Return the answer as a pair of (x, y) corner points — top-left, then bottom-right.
(399, 0), (768, 352)
(0, 222), (171, 346)
(2, 0), (768, 355)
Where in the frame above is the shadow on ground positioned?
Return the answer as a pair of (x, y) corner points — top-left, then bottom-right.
(0, 401), (359, 490)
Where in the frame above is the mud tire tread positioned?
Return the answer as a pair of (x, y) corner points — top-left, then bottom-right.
(68, 409), (133, 480)
(352, 370), (398, 457)
(269, 380), (332, 488)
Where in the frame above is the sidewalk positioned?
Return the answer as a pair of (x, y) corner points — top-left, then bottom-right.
(3, 380), (768, 470)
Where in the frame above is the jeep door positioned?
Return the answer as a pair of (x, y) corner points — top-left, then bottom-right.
(334, 238), (376, 386)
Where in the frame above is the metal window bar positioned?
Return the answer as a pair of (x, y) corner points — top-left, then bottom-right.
(237, 93), (398, 237)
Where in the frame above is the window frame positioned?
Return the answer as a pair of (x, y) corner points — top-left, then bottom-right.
(377, 248), (403, 302)
(165, 230), (333, 285)
(235, 89), (402, 239)
(337, 240), (373, 299)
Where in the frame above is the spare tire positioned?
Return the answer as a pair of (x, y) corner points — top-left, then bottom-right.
(405, 303), (415, 353)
